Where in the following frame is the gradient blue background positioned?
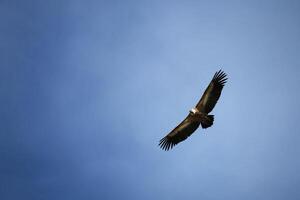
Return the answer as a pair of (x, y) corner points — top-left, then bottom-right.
(1, 0), (300, 199)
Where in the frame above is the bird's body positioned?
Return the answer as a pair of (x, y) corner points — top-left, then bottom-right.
(159, 70), (227, 151)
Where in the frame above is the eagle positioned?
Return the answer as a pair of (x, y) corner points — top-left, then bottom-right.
(159, 70), (227, 151)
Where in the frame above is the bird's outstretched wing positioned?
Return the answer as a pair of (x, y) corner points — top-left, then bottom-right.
(159, 114), (200, 151)
(196, 70), (227, 114)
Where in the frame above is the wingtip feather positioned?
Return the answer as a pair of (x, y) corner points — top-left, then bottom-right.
(213, 70), (227, 86)
(159, 136), (176, 151)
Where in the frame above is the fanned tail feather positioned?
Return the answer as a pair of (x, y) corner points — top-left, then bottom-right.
(201, 115), (214, 128)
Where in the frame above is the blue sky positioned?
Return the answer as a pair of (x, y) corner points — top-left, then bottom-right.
(1, 0), (300, 199)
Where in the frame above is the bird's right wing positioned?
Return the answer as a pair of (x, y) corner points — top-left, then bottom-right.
(196, 70), (227, 113)
(159, 114), (200, 151)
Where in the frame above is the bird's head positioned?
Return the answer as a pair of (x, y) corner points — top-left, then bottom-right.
(189, 107), (199, 114)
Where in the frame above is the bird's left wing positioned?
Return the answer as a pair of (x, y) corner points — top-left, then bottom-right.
(159, 114), (200, 151)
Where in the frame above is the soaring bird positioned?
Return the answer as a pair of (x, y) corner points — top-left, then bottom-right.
(159, 70), (227, 151)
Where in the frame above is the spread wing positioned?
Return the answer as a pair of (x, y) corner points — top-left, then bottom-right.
(159, 114), (200, 151)
(196, 70), (227, 114)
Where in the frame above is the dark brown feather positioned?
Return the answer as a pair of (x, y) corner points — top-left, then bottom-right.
(196, 70), (227, 114)
(159, 114), (200, 151)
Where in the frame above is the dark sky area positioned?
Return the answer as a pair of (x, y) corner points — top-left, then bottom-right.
(1, 0), (300, 199)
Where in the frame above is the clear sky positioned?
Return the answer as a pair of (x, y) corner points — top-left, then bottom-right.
(1, 0), (300, 199)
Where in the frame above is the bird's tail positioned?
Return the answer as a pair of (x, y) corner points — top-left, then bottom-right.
(201, 115), (214, 129)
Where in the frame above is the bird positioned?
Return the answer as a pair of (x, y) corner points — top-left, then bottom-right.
(159, 70), (227, 151)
